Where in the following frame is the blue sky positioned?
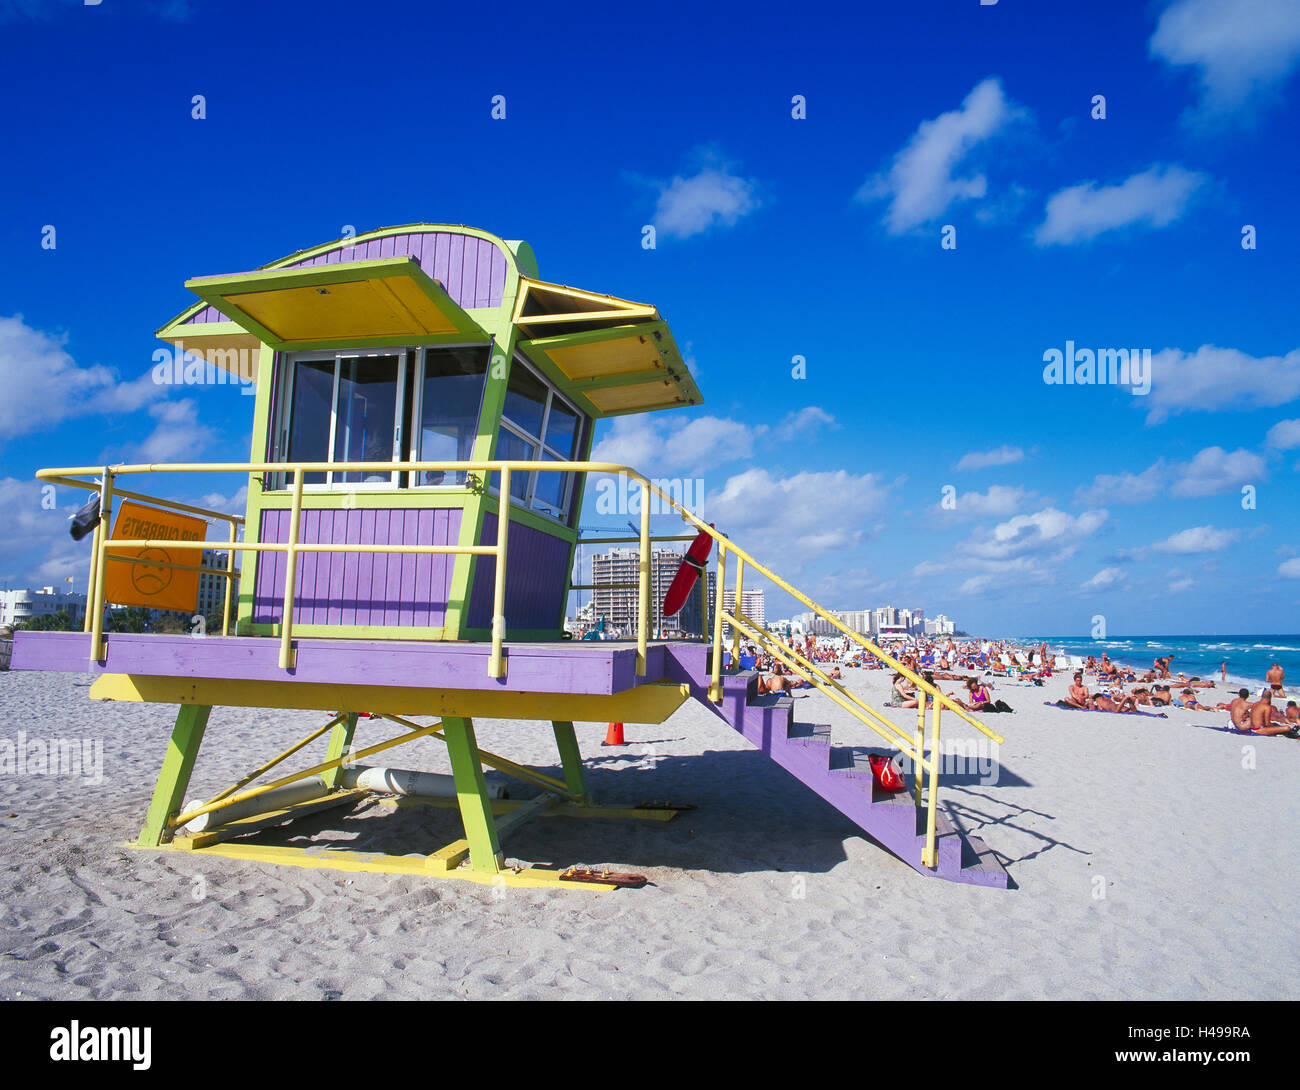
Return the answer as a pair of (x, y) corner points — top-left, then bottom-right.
(1, 0), (1297, 635)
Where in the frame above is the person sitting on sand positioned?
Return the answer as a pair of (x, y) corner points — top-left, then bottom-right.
(900, 671), (938, 710)
(828, 666), (842, 680)
(1214, 689), (1254, 729)
(1285, 701), (1299, 725)
(1248, 690), (1296, 735)
(1066, 672), (1091, 709)
(892, 671), (916, 703)
(958, 677), (1013, 713)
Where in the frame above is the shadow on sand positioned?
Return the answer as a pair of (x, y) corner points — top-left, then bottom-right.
(235, 745), (1085, 882)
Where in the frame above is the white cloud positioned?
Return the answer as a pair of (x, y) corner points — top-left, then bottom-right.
(590, 413), (765, 478)
(1280, 558), (1300, 577)
(199, 485), (248, 515)
(936, 484), (1037, 522)
(1141, 344), (1300, 424)
(858, 77), (1026, 234)
(120, 399), (218, 463)
(1151, 0), (1300, 123)
(1266, 418), (1300, 449)
(1151, 525), (1241, 554)
(1082, 566), (1124, 591)
(652, 164), (760, 239)
(0, 314), (158, 437)
(966, 507), (1109, 562)
(1034, 164), (1207, 245)
(1074, 461), (1168, 505)
(955, 444), (1024, 471)
(1170, 446), (1265, 496)
(776, 406), (837, 440)
(1168, 577), (1196, 592)
(707, 467), (892, 559)
(912, 506), (1109, 597)
(0, 477), (78, 552)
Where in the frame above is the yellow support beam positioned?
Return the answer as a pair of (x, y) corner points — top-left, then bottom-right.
(89, 673), (693, 724)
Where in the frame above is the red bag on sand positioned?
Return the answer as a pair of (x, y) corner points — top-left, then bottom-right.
(868, 753), (906, 792)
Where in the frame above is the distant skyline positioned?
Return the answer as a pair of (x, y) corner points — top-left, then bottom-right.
(1, 0), (1298, 636)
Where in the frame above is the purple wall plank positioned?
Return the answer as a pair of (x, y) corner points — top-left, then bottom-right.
(184, 231), (506, 312)
(253, 505), (462, 629)
(467, 515), (570, 632)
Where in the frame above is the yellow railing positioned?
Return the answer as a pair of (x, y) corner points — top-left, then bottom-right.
(38, 457), (1002, 870)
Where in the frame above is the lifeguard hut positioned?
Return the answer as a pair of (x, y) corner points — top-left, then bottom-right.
(14, 224), (1010, 889)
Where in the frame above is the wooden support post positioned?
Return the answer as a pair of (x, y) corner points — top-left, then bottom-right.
(319, 712), (359, 790)
(551, 720), (591, 805)
(441, 716), (503, 874)
(138, 704), (212, 847)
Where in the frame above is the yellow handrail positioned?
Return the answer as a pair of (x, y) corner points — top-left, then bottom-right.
(725, 610), (930, 770)
(39, 455), (1004, 873)
(39, 457), (1001, 744)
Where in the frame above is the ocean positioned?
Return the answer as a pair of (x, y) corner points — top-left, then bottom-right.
(1018, 634), (1299, 690)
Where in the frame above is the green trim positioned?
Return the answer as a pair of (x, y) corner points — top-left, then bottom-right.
(319, 713), (359, 790)
(522, 320), (675, 351)
(255, 491), (478, 510)
(442, 717), (504, 874)
(138, 704), (211, 847)
(462, 627), (570, 643)
(155, 317), (256, 342)
(237, 343), (277, 635)
(551, 721), (591, 805)
(248, 623), (449, 640)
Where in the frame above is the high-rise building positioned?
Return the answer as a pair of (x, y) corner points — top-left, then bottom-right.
(709, 586), (766, 638)
(196, 549), (239, 624)
(591, 548), (713, 637)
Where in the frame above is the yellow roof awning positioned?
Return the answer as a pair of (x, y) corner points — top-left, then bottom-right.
(182, 257), (487, 351)
(514, 278), (702, 417)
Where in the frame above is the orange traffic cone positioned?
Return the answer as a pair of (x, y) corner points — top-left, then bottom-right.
(602, 722), (626, 746)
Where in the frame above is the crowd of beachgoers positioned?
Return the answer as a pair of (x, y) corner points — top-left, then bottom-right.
(728, 634), (1298, 736)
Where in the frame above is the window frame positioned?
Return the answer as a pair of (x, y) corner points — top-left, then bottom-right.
(493, 352), (588, 524)
(271, 343), (492, 493)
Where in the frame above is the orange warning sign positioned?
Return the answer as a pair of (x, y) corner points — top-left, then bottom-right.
(103, 501), (208, 613)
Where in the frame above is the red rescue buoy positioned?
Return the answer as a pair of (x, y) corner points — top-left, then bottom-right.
(662, 526), (714, 617)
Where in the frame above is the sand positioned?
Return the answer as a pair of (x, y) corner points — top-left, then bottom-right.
(0, 663), (1295, 1001)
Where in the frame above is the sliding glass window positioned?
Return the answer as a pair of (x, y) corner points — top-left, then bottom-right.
(273, 344), (490, 490)
(495, 354), (588, 522)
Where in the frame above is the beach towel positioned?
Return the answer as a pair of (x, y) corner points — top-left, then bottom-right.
(1192, 721), (1298, 737)
(1045, 700), (1168, 719)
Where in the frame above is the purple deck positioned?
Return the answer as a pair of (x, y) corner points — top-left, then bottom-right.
(10, 631), (672, 695)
